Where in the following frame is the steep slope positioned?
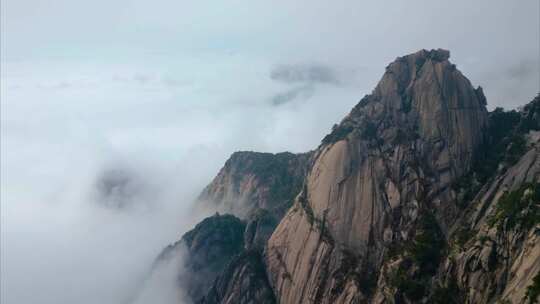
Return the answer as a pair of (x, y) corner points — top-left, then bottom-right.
(153, 151), (311, 303)
(198, 250), (276, 304)
(429, 95), (540, 304)
(156, 214), (245, 302)
(264, 49), (491, 303)
(149, 50), (540, 304)
(155, 213), (278, 304)
(198, 151), (312, 219)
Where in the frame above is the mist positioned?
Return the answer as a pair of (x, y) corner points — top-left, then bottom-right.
(1, 0), (539, 303)
(0, 56), (358, 304)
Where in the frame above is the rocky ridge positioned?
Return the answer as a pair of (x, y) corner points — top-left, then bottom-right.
(152, 50), (540, 304)
(154, 151), (312, 303)
(198, 151), (312, 219)
(266, 48), (489, 303)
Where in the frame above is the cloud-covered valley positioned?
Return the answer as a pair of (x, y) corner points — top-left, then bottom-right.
(1, 0), (538, 303)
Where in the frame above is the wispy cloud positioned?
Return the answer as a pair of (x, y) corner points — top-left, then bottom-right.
(268, 63), (363, 105)
(1, 0), (538, 303)
(271, 85), (315, 106)
(505, 59), (539, 81)
(270, 64), (341, 85)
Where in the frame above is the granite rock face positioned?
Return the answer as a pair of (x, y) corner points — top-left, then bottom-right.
(150, 50), (540, 304)
(198, 151), (312, 219)
(157, 214), (245, 302)
(433, 96), (540, 304)
(153, 151), (312, 303)
(265, 48), (490, 303)
(198, 250), (276, 304)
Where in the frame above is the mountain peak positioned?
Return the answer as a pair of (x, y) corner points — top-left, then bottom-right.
(151, 49), (540, 304)
(326, 49), (488, 176)
(198, 150), (312, 219)
(384, 48), (451, 81)
(399, 48), (451, 63)
(266, 50), (492, 303)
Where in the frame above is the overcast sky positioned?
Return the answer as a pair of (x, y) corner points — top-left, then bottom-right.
(1, 1), (539, 304)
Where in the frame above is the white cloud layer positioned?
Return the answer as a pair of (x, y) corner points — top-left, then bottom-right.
(1, 1), (539, 303)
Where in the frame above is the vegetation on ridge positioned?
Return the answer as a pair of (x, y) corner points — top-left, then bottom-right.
(487, 183), (540, 232)
(525, 270), (540, 304)
(452, 96), (539, 207)
(387, 212), (447, 301)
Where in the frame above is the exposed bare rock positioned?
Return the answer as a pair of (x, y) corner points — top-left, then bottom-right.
(151, 152), (312, 304)
(198, 151), (312, 219)
(265, 48), (489, 303)
(146, 51), (540, 304)
(198, 251), (276, 304)
(438, 130), (540, 304)
(243, 209), (279, 251)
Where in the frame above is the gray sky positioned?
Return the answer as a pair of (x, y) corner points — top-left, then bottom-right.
(1, 1), (539, 304)
(2, 0), (539, 108)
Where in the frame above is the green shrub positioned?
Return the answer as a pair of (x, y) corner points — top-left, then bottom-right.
(401, 94), (413, 113)
(487, 183), (540, 232)
(431, 279), (461, 304)
(322, 124), (354, 144)
(524, 270), (540, 304)
(506, 135), (527, 165)
(389, 268), (425, 301)
(361, 121), (378, 140)
(478, 235), (490, 245)
(408, 213), (445, 274)
(518, 94), (540, 132)
(453, 227), (474, 248)
(474, 108), (523, 182)
(454, 107), (528, 205)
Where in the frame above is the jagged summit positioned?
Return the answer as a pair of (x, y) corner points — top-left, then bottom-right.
(396, 48), (451, 63)
(365, 48), (483, 110)
(324, 48), (487, 178)
(266, 50), (492, 303)
(198, 150), (312, 218)
(148, 50), (540, 304)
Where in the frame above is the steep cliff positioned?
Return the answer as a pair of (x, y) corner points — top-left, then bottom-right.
(198, 151), (312, 219)
(430, 95), (540, 304)
(151, 50), (539, 304)
(156, 214), (245, 302)
(265, 48), (490, 303)
(154, 151), (311, 303)
(198, 250), (276, 304)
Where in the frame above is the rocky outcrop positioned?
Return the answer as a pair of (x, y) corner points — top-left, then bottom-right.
(152, 151), (312, 303)
(157, 214), (245, 302)
(433, 97), (540, 304)
(363, 95), (540, 304)
(198, 151), (312, 219)
(243, 209), (279, 251)
(198, 250), (276, 304)
(265, 48), (490, 303)
(148, 50), (540, 304)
